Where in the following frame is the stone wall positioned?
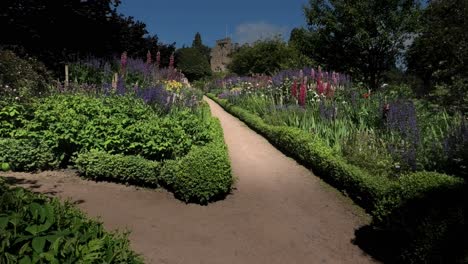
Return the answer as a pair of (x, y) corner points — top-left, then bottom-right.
(210, 38), (234, 72)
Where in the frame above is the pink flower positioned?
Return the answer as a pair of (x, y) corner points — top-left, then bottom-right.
(120, 51), (127, 74)
(156, 51), (161, 69)
(291, 79), (298, 98)
(316, 80), (325, 94)
(146, 50), (152, 65)
(299, 77), (307, 106)
(169, 52), (175, 69)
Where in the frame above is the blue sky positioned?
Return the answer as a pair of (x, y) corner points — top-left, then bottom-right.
(117, 0), (309, 47)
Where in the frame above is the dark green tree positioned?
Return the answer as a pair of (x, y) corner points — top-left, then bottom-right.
(407, 0), (467, 112)
(175, 48), (211, 81)
(302, 0), (420, 89)
(228, 38), (313, 76)
(0, 0), (174, 73)
(191, 32), (211, 62)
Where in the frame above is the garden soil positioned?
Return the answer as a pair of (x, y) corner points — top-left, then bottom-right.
(0, 97), (377, 264)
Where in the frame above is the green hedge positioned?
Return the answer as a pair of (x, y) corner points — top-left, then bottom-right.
(75, 150), (160, 187)
(0, 138), (58, 172)
(0, 181), (143, 263)
(207, 93), (465, 214)
(160, 118), (233, 204)
(207, 93), (467, 262)
(75, 117), (233, 204)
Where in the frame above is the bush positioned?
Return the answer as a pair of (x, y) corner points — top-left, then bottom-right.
(207, 93), (467, 263)
(75, 150), (160, 187)
(0, 181), (143, 263)
(160, 118), (233, 204)
(10, 94), (211, 165)
(207, 93), (464, 213)
(0, 50), (51, 101)
(0, 138), (58, 172)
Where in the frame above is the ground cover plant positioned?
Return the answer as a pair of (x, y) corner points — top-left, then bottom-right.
(0, 178), (143, 263)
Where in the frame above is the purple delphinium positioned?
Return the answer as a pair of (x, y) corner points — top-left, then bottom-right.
(116, 76), (126, 95)
(386, 100), (420, 145)
(385, 100), (420, 170)
(319, 99), (338, 121)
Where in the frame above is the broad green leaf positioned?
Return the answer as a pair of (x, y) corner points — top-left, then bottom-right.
(32, 236), (46, 253)
(19, 256), (32, 264)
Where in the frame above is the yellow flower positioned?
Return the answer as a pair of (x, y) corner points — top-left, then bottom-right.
(164, 80), (184, 93)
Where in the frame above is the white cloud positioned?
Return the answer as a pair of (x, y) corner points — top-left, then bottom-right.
(235, 22), (288, 44)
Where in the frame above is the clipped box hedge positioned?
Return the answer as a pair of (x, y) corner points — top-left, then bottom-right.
(206, 93), (464, 215)
(75, 150), (160, 187)
(160, 118), (233, 204)
(207, 93), (467, 262)
(75, 116), (233, 204)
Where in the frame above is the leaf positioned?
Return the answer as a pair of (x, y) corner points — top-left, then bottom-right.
(25, 225), (40, 235)
(0, 216), (8, 230)
(32, 236), (46, 253)
(19, 256), (32, 264)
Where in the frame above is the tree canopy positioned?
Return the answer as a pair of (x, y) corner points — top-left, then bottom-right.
(0, 0), (175, 73)
(228, 38), (313, 76)
(175, 48), (211, 81)
(301, 0), (420, 89)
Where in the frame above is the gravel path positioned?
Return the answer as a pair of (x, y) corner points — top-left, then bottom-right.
(1, 97), (376, 264)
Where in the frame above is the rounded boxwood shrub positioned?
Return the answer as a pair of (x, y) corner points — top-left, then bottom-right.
(75, 150), (160, 186)
(161, 119), (233, 204)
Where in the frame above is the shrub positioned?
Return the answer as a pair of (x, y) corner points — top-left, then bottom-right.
(0, 181), (143, 263)
(160, 118), (233, 204)
(207, 93), (464, 214)
(13, 94), (211, 164)
(0, 50), (51, 101)
(75, 150), (160, 186)
(208, 93), (467, 263)
(0, 138), (58, 172)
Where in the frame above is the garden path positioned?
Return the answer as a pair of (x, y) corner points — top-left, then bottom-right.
(1, 97), (377, 264)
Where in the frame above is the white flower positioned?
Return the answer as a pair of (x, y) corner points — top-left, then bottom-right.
(15, 97), (19, 100)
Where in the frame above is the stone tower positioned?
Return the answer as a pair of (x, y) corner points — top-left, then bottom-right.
(210, 38), (234, 72)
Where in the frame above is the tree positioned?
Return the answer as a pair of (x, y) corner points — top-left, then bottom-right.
(302, 0), (420, 89)
(191, 32), (211, 62)
(407, 0), (467, 87)
(228, 38), (313, 76)
(407, 0), (468, 113)
(0, 0), (173, 73)
(175, 48), (211, 81)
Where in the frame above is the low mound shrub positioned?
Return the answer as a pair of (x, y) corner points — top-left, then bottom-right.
(75, 150), (160, 186)
(160, 118), (233, 204)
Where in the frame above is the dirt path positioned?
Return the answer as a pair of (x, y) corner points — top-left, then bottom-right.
(1, 97), (376, 264)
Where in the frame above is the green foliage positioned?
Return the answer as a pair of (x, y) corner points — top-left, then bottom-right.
(175, 47), (211, 81)
(0, 1), (176, 73)
(4, 94), (212, 166)
(302, 0), (420, 89)
(160, 118), (233, 204)
(407, 0), (468, 85)
(0, 182), (143, 263)
(191, 32), (211, 62)
(208, 92), (467, 263)
(0, 138), (58, 172)
(0, 50), (52, 100)
(75, 150), (160, 187)
(207, 93), (464, 212)
(228, 39), (313, 76)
